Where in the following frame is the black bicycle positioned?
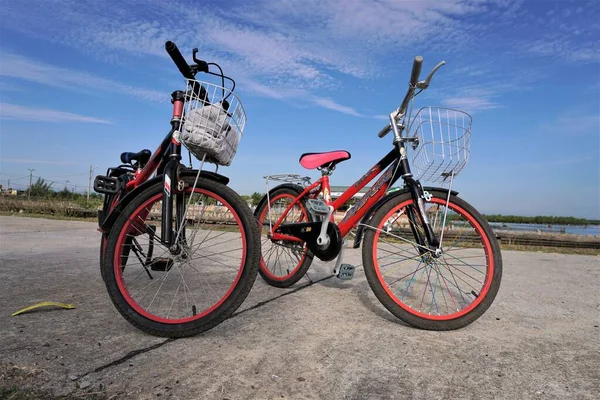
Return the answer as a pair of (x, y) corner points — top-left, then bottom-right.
(94, 41), (259, 338)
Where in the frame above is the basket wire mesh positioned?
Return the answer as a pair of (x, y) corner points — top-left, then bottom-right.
(408, 106), (472, 183)
(180, 79), (247, 166)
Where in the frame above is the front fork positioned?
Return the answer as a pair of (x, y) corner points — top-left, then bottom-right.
(161, 158), (180, 248)
(396, 141), (440, 253)
(161, 91), (187, 249)
(405, 176), (440, 252)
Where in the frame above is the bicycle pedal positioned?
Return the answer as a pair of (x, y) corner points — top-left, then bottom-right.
(94, 175), (120, 195)
(150, 258), (174, 272)
(336, 264), (355, 280)
(306, 199), (330, 215)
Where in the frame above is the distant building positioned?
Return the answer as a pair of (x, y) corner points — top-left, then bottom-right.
(329, 185), (370, 199)
(329, 185), (402, 200)
(0, 185), (18, 196)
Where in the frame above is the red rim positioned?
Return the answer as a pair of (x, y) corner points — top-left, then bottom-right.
(113, 189), (247, 324)
(372, 197), (494, 321)
(258, 193), (308, 281)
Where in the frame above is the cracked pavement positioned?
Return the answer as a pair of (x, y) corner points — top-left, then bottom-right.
(0, 215), (599, 399)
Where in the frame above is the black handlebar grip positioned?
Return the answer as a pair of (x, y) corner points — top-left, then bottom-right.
(410, 56), (423, 86)
(165, 41), (194, 80)
(378, 123), (391, 138)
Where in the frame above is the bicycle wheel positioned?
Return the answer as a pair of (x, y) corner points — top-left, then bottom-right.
(102, 176), (260, 338)
(254, 185), (314, 288)
(362, 190), (502, 330)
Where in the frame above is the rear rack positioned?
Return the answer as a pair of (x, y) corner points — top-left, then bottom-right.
(263, 174), (312, 187)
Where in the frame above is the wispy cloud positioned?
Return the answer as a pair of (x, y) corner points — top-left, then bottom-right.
(0, 103), (111, 124)
(0, 0), (522, 116)
(442, 96), (501, 112)
(0, 53), (165, 103)
(0, 158), (87, 166)
(540, 114), (600, 137)
(524, 37), (600, 63)
(7, 0), (592, 118)
(517, 3), (600, 64)
(372, 114), (389, 121)
(312, 97), (363, 117)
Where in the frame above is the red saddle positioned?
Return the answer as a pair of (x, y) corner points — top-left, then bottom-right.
(299, 150), (351, 170)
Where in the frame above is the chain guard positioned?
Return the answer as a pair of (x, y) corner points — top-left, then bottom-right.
(275, 221), (342, 262)
(309, 223), (342, 262)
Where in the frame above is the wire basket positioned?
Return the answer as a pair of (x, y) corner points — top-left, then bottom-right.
(408, 106), (472, 183)
(180, 79), (247, 166)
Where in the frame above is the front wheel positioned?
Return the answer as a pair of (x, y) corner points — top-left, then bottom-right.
(362, 190), (502, 330)
(102, 176), (260, 338)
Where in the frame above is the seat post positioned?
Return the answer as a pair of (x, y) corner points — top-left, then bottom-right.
(318, 164), (335, 176)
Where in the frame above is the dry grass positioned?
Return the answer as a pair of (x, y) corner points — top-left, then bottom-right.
(0, 197), (98, 219)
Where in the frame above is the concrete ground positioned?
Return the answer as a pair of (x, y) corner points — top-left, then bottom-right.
(0, 215), (598, 400)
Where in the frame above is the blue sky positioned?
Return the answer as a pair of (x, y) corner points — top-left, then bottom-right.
(0, 0), (598, 219)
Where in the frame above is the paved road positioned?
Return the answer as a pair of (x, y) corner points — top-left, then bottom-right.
(0, 215), (598, 399)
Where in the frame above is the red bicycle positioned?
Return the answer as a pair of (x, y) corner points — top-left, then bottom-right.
(255, 57), (502, 330)
(93, 41), (260, 338)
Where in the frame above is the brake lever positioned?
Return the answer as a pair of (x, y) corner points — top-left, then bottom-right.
(416, 60), (446, 89)
(192, 48), (209, 73)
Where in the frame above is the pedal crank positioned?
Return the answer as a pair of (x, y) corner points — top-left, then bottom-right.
(332, 240), (355, 280)
(316, 203), (334, 247)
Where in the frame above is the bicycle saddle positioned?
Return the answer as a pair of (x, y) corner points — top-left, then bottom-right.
(299, 150), (351, 169)
(121, 149), (152, 166)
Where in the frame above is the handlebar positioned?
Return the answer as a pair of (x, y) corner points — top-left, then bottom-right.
(165, 41), (211, 104)
(378, 55), (444, 139)
(409, 56), (423, 86)
(377, 123), (391, 138)
(165, 41), (195, 80)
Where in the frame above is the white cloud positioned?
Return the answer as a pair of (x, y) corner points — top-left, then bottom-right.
(0, 1), (518, 100)
(0, 158), (87, 166)
(312, 97), (363, 117)
(0, 103), (111, 124)
(525, 38), (600, 63)
(442, 96), (500, 111)
(0, 53), (165, 102)
(4, 0), (574, 118)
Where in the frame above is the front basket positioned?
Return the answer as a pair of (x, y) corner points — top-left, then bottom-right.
(180, 79), (247, 166)
(408, 107), (472, 183)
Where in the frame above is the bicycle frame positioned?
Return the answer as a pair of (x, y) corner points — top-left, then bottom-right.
(269, 148), (402, 241)
(268, 136), (442, 252)
(105, 90), (187, 248)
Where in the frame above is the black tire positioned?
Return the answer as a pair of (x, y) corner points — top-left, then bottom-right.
(254, 184), (314, 288)
(362, 190), (502, 330)
(102, 176), (260, 338)
(99, 192), (121, 282)
(100, 233), (107, 282)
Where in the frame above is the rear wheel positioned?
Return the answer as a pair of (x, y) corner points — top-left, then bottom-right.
(362, 190), (502, 330)
(102, 176), (260, 338)
(254, 186), (314, 288)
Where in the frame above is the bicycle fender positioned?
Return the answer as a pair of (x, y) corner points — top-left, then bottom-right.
(352, 186), (458, 249)
(100, 170), (229, 232)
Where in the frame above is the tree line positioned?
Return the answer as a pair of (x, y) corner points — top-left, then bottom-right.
(484, 214), (600, 226)
(18, 178), (103, 201)
(13, 180), (600, 225)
